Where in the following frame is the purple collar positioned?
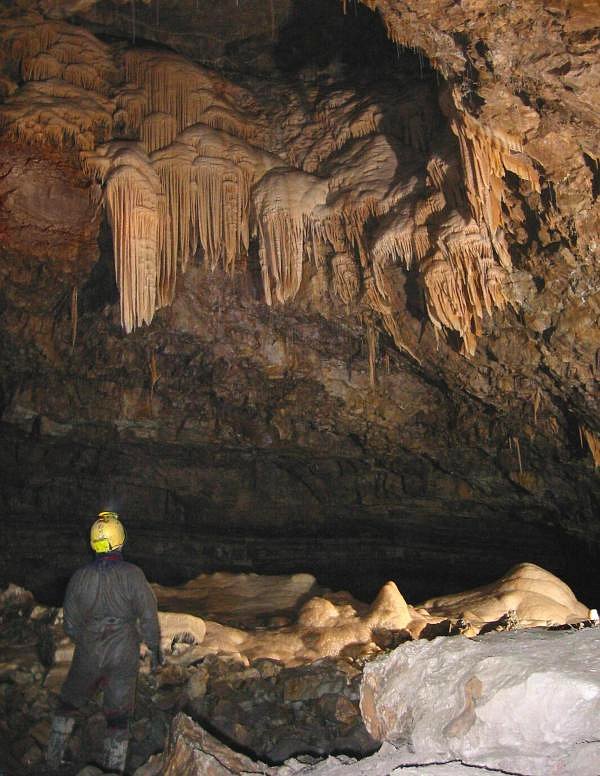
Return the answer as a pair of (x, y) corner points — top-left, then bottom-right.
(94, 550), (123, 564)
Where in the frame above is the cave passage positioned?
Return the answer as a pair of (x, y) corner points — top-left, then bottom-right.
(0, 0), (599, 617)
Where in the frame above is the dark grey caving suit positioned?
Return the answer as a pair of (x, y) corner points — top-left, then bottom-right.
(59, 552), (160, 728)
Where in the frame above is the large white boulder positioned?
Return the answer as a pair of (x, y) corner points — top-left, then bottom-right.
(360, 627), (600, 775)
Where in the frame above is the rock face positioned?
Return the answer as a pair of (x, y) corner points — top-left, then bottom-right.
(0, 0), (598, 610)
(361, 627), (600, 775)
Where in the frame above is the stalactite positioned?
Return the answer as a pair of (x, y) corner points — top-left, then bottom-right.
(1, 17), (116, 95)
(331, 252), (360, 305)
(367, 322), (378, 387)
(100, 155), (163, 332)
(114, 85), (148, 135)
(0, 16), (59, 63)
(192, 155), (248, 273)
(533, 387), (542, 425)
(0, 19), (116, 150)
(252, 170), (329, 305)
(0, 80), (114, 150)
(418, 212), (508, 357)
(513, 436), (523, 475)
(581, 427), (600, 469)
(196, 104), (269, 147)
(148, 349), (159, 401)
(151, 144), (196, 298)
(140, 112), (178, 153)
(440, 85), (540, 270)
(70, 287), (78, 352)
(322, 134), (425, 271)
(21, 53), (63, 82)
(363, 274), (421, 364)
(131, 0), (136, 46)
(123, 50), (260, 138)
(2, 20), (517, 356)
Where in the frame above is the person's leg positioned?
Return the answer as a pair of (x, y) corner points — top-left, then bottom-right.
(47, 650), (100, 770)
(101, 670), (137, 774)
(46, 698), (78, 770)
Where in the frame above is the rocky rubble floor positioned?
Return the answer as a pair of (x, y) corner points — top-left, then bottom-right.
(0, 585), (376, 775)
(1, 565), (597, 775)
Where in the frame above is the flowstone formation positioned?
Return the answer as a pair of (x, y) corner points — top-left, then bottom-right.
(0, 564), (596, 774)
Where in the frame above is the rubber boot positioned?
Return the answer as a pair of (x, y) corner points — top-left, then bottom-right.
(102, 730), (129, 774)
(46, 715), (75, 770)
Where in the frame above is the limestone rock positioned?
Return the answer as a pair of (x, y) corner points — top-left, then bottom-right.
(133, 712), (281, 776)
(361, 627), (600, 774)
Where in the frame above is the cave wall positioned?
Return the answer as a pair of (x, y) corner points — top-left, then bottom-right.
(0, 0), (599, 605)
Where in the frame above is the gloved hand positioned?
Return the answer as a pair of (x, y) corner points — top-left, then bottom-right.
(150, 646), (165, 671)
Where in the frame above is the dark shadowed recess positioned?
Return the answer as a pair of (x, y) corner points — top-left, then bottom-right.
(275, 0), (432, 77)
(1, 422), (599, 610)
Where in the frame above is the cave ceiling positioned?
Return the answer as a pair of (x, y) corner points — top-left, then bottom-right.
(0, 0), (598, 603)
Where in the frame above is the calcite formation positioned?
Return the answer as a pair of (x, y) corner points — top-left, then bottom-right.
(0, 14), (533, 355)
(43, 564), (596, 675)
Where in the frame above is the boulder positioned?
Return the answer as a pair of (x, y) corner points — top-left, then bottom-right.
(361, 626), (600, 775)
(133, 712), (282, 775)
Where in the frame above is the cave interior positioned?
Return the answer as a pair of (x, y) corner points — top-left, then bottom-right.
(0, 0), (599, 612)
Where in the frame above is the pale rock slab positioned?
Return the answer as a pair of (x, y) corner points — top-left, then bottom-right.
(133, 712), (287, 776)
(360, 627), (600, 775)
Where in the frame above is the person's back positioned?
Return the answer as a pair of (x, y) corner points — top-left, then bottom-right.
(64, 553), (159, 651)
(47, 512), (161, 774)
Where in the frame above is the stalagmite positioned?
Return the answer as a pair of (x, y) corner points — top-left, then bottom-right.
(420, 563), (591, 629)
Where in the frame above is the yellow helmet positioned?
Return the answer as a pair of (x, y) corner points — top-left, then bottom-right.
(90, 511), (126, 553)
